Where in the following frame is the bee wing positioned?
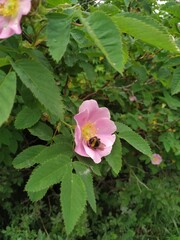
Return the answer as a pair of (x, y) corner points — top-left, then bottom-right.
(98, 142), (106, 150)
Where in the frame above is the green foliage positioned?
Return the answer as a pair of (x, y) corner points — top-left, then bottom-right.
(0, 72), (16, 127)
(28, 188), (48, 202)
(171, 67), (180, 95)
(61, 169), (87, 235)
(28, 122), (53, 141)
(11, 59), (64, 120)
(116, 122), (152, 158)
(79, 11), (126, 73)
(14, 106), (41, 129)
(46, 14), (72, 62)
(106, 137), (122, 175)
(25, 155), (71, 192)
(0, 0), (180, 238)
(74, 161), (96, 213)
(13, 145), (46, 169)
(113, 13), (179, 53)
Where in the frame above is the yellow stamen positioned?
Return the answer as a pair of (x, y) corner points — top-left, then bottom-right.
(0, 0), (19, 17)
(81, 122), (96, 141)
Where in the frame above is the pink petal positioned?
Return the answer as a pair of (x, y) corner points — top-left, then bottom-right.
(83, 143), (102, 163)
(0, 0), (6, 4)
(96, 146), (113, 158)
(9, 16), (22, 34)
(74, 109), (88, 127)
(74, 126), (89, 157)
(19, 0), (31, 15)
(74, 125), (81, 145)
(0, 18), (15, 38)
(97, 134), (116, 147)
(95, 118), (117, 135)
(79, 99), (98, 114)
(75, 142), (89, 158)
(0, 0), (31, 39)
(88, 107), (110, 122)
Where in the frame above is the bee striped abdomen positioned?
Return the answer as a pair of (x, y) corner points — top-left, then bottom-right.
(87, 136), (105, 150)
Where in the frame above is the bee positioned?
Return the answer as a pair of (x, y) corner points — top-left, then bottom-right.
(87, 136), (105, 150)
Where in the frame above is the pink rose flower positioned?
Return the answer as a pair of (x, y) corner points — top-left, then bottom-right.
(0, 0), (31, 39)
(74, 100), (117, 164)
(151, 153), (163, 165)
(129, 95), (137, 102)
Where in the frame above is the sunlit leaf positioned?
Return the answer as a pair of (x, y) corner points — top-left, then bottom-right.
(113, 13), (179, 53)
(79, 11), (126, 73)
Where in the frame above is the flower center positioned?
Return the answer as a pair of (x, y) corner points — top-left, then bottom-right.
(0, 0), (19, 17)
(81, 122), (96, 141)
(152, 156), (158, 162)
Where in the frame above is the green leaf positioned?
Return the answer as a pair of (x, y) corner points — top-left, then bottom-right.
(0, 72), (16, 127)
(28, 188), (48, 202)
(106, 137), (122, 175)
(76, 154), (102, 176)
(162, 2), (180, 18)
(116, 122), (152, 158)
(13, 145), (46, 169)
(61, 169), (87, 235)
(97, 4), (120, 16)
(113, 13), (179, 53)
(79, 11), (126, 73)
(71, 29), (91, 48)
(14, 106), (41, 129)
(11, 59), (64, 120)
(73, 161), (96, 212)
(0, 127), (18, 153)
(34, 142), (73, 164)
(0, 57), (10, 67)
(80, 62), (96, 81)
(25, 155), (71, 192)
(13, 142), (73, 169)
(28, 122), (53, 141)
(46, 0), (72, 6)
(162, 91), (180, 110)
(47, 13), (71, 62)
(171, 67), (180, 95)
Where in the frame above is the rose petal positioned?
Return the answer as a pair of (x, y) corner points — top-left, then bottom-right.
(96, 134), (116, 147)
(9, 16), (22, 34)
(0, 17), (14, 38)
(0, 0), (31, 39)
(74, 109), (89, 127)
(88, 107), (110, 123)
(83, 143), (102, 163)
(79, 99), (98, 114)
(19, 0), (31, 15)
(96, 146), (113, 158)
(95, 118), (117, 135)
(75, 143), (89, 158)
(74, 125), (81, 145)
(74, 131), (89, 157)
